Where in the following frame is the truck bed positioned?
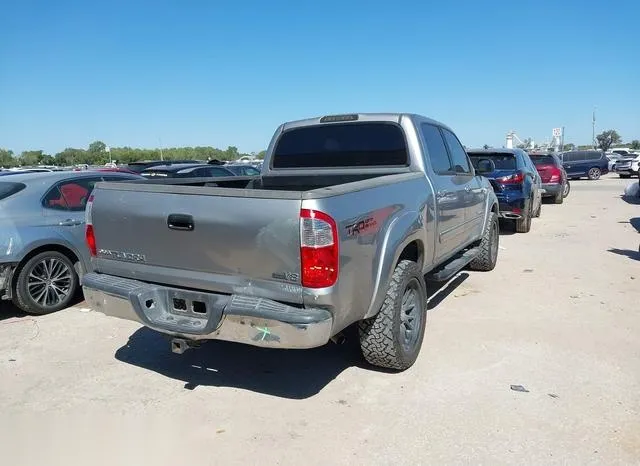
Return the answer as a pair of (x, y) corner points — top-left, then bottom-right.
(89, 171), (420, 306)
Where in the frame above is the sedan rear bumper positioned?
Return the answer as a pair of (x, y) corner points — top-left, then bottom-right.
(541, 183), (562, 196)
(82, 273), (333, 349)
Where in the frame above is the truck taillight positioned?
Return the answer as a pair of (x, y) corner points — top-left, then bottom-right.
(85, 194), (96, 257)
(300, 209), (339, 288)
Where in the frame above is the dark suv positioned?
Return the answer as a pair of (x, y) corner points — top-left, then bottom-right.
(558, 150), (609, 180)
(467, 148), (542, 233)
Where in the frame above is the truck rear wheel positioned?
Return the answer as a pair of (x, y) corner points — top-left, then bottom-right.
(469, 212), (499, 272)
(358, 260), (427, 371)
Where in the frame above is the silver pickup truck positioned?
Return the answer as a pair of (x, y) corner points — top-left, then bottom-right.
(82, 113), (499, 371)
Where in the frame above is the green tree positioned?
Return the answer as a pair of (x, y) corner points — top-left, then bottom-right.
(596, 130), (622, 152)
(256, 150), (267, 159)
(88, 141), (107, 154)
(562, 143), (575, 151)
(55, 148), (87, 166)
(19, 150), (45, 166)
(0, 149), (16, 167)
(630, 140), (640, 150)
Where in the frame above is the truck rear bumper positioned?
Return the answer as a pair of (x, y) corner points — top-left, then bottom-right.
(82, 273), (333, 349)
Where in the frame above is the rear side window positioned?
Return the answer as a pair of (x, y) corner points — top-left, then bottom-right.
(0, 182), (26, 200)
(43, 178), (100, 211)
(272, 123), (408, 168)
(441, 129), (472, 174)
(586, 152), (602, 160)
(421, 123), (452, 173)
(468, 153), (516, 170)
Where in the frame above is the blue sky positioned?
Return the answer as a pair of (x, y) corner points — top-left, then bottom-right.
(1, 0), (639, 155)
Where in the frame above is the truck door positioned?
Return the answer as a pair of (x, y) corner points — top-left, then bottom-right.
(419, 123), (468, 262)
(441, 128), (485, 244)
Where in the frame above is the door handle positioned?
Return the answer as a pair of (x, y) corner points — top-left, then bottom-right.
(168, 213), (194, 231)
(58, 219), (83, 226)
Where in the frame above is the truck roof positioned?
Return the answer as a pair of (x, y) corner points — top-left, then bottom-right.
(281, 113), (454, 133)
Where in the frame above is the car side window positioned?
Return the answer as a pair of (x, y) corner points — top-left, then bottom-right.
(421, 123), (453, 174)
(209, 167), (232, 176)
(441, 129), (473, 174)
(43, 178), (99, 211)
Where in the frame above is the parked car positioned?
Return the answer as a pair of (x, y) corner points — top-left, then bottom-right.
(125, 160), (201, 173)
(613, 154), (640, 178)
(558, 150), (609, 180)
(0, 171), (143, 315)
(224, 164), (261, 176)
(467, 148), (542, 233)
(82, 112), (500, 371)
(140, 163), (236, 178)
(529, 153), (569, 203)
(606, 152), (623, 171)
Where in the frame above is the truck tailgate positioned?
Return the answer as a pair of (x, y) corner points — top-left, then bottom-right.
(90, 186), (304, 304)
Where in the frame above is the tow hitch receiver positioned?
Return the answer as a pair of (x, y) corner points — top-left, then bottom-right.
(171, 338), (200, 354)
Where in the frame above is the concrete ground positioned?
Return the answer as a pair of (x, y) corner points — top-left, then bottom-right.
(1, 176), (639, 465)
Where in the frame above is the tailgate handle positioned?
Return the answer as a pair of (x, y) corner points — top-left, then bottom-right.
(167, 214), (194, 231)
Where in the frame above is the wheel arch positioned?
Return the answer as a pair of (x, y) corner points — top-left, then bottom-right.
(10, 244), (81, 294)
(364, 211), (425, 320)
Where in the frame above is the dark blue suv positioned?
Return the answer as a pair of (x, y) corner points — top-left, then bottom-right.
(467, 148), (542, 233)
(558, 150), (609, 180)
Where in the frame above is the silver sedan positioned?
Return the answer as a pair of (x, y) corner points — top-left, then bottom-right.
(0, 170), (141, 314)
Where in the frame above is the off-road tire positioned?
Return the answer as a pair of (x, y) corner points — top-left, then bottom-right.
(13, 251), (78, 315)
(358, 260), (427, 371)
(469, 212), (499, 272)
(515, 201), (532, 233)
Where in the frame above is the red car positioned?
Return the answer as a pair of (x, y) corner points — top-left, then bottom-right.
(529, 153), (570, 204)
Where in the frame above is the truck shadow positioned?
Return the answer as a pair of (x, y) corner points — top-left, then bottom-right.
(114, 276), (469, 399)
(426, 272), (469, 310)
(115, 327), (364, 400)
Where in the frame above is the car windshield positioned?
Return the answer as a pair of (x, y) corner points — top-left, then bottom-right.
(468, 153), (516, 170)
(0, 181), (26, 200)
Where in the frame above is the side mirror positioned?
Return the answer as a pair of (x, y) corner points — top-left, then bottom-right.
(476, 158), (495, 174)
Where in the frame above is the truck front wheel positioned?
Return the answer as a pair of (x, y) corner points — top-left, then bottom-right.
(358, 260), (427, 371)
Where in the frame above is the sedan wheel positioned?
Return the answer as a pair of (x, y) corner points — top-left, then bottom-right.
(13, 251), (78, 315)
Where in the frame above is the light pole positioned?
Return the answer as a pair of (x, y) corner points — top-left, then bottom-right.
(592, 106), (597, 149)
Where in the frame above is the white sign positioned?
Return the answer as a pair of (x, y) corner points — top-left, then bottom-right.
(552, 128), (562, 137)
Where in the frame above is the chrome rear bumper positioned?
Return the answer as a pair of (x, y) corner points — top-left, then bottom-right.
(82, 273), (333, 349)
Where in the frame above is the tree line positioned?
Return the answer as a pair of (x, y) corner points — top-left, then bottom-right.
(0, 140), (266, 168)
(3, 130), (639, 169)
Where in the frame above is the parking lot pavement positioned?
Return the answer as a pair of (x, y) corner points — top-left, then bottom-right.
(1, 176), (639, 465)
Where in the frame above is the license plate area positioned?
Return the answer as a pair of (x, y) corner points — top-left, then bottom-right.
(129, 286), (229, 335)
